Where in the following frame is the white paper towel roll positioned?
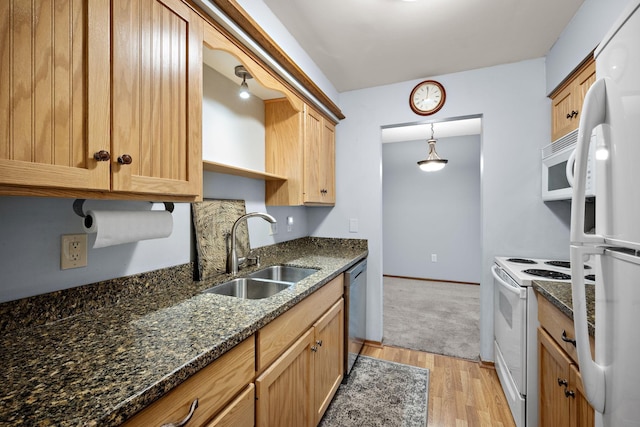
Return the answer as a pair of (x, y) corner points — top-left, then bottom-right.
(83, 210), (173, 248)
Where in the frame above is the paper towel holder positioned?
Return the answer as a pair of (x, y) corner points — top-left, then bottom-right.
(72, 199), (175, 218)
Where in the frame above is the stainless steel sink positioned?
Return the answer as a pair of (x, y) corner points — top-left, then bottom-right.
(247, 265), (318, 283)
(202, 278), (291, 299)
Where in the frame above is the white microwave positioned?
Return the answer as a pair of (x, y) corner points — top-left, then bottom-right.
(541, 129), (596, 201)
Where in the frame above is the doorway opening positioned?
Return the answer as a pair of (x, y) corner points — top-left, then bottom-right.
(381, 115), (482, 360)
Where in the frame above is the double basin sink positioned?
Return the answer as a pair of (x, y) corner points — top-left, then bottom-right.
(202, 265), (318, 300)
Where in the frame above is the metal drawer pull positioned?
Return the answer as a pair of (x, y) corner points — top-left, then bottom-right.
(561, 330), (577, 347)
(160, 398), (198, 427)
(557, 378), (568, 387)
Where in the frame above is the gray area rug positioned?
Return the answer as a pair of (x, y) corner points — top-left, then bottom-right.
(384, 277), (480, 360)
(319, 356), (429, 427)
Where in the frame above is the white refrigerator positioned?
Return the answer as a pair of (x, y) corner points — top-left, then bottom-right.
(570, 1), (640, 426)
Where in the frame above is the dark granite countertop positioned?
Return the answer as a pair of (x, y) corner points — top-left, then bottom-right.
(0, 237), (367, 426)
(533, 280), (595, 337)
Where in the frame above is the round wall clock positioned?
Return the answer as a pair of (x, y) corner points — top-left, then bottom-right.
(409, 80), (446, 116)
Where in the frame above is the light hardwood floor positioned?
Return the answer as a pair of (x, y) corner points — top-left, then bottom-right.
(362, 344), (516, 427)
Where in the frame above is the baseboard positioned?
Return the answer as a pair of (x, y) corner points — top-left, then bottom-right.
(383, 274), (479, 286)
(364, 339), (384, 349)
(479, 358), (495, 369)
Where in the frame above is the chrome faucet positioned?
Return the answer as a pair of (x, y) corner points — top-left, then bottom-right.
(227, 212), (277, 276)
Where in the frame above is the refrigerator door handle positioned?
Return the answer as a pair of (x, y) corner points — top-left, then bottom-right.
(570, 77), (607, 246)
(570, 244), (606, 413)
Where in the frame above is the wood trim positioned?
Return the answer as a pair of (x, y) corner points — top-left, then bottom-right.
(186, 0), (345, 121)
(479, 359), (496, 370)
(384, 274), (480, 286)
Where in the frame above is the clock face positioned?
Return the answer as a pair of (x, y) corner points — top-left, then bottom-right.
(410, 80), (446, 115)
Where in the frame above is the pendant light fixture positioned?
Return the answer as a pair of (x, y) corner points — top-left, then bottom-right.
(234, 65), (252, 99)
(417, 123), (448, 172)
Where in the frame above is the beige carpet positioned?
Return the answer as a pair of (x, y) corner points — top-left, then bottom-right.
(383, 276), (480, 360)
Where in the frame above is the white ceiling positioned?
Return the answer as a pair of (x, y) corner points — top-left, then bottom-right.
(381, 117), (481, 143)
(262, 0), (585, 92)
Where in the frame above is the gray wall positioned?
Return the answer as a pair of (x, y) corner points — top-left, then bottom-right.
(382, 135), (481, 283)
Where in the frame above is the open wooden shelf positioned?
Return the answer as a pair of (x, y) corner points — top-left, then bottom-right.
(203, 160), (287, 181)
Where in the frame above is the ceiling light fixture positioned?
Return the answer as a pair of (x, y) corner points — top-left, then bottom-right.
(417, 123), (448, 172)
(234, 65), (252, 99)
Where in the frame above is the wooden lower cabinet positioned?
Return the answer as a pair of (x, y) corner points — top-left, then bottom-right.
(206, 383), (255, 427)
(313, 299), (344, 424)
(256, 297), (345, 427)
(538, 328), (594, 427)
(256, 328), (316, 427)
(122, 337), (255, 427)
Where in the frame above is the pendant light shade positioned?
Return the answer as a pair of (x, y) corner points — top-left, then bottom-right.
(417, 123), (448, 172)
(234, 65), (252, 99)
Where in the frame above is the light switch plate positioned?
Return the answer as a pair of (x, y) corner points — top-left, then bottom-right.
(61, 234), (88, 269)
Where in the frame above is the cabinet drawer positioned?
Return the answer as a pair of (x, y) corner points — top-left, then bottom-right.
(537, 295), (594, 365)
(206, 384), (255, 427)
(257, 275), (343, 372)
(123, 336), (255, 426)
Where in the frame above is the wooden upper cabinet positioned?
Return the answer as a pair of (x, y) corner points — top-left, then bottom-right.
(0, 0), (203, 200)
(111, 0), (202, 197)
(0, 0), (111, 191)
(265, 99), (336, 206)
(550, 55), (596, 142)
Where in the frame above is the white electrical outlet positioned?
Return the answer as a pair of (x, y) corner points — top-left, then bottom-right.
(349, 218), (359, 233)
(61, 234), (88, 269)
(270, 222), (278, 235)
(431, 254), (438, 262)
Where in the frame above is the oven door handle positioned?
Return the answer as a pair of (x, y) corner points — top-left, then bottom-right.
(491, 265), (526, 299)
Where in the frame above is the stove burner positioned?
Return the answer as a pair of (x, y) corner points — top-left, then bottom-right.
(523, 269), (571, 280)
(545, 260), (570, 269)
(544, 260), (592, 270)
(507, 258), (537, 264)
(585, 274), (596, 281)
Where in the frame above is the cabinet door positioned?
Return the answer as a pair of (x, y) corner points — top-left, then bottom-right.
(303, 107), (324, 204)
(111, 0), (202, 197)
(569, 364), (595, 427)
(0, 0), (111, 190)
(256, 328), (315, 427)
(313, 299), (344, 424)
(550, 57), (595, 142)
(539, 328), (572, 426)
(319, 119), (335, 204)
(303, 108), (335, 205)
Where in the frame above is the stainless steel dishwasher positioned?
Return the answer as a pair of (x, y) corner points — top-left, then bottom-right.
(344, 259), (367, 380)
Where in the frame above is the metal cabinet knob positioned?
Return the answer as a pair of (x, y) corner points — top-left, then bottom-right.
(557, 378), (568, 387)
(565, 389), (576, 398)
(311, 345), (318, 352)
(93, 150), (111, 161)
(316, 340), (323, 347)
(117, 154), (133, 165)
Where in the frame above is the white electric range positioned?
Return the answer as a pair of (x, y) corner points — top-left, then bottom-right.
(492, 256), (595, 427)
